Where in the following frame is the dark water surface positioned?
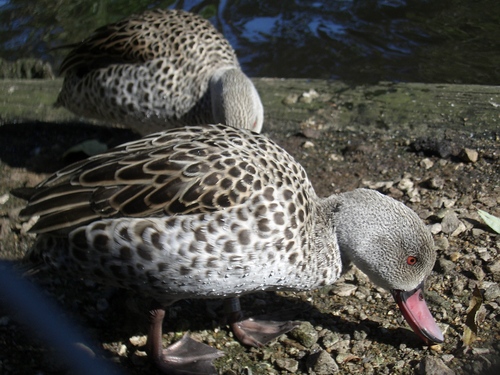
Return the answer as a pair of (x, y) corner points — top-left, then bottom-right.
(0, 0), (499, 84)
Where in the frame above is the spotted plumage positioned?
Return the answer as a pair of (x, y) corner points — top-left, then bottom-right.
(56, 9), (263, 134)
(22, 124), (339, 304)
(19, 124), (443, 373)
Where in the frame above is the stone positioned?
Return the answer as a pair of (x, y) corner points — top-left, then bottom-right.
(330, 282), (357, 297)
(441, 211), (461, 234)
(487, 259), (500, 282)
(419, 356), (455, 375)
(428, 223), (442, 234)
(420, 158), (434, 170)
(306, 350), (339, 374)
(459, 148), (479, 163)
(289, 322), (318, 348)
(275, 358), (299, 372)
(484, 282), (500, 301)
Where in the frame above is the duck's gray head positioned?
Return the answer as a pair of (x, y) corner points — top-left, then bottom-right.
(334, 188), (443, 344)
(210, 67), (264, 133)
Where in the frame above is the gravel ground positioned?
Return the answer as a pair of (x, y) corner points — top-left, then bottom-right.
(0, 111), (499, 374)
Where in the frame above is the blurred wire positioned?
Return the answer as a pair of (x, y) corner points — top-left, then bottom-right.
(0, 261), (121, 375)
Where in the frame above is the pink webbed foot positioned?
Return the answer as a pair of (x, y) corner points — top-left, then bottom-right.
(225, 297), (301, 347)
(147, 306), (223, 375)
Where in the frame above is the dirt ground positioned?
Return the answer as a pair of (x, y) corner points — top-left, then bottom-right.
(0, 81), (499, 374)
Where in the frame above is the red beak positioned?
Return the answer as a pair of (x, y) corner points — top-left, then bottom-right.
(392, 282), (444, 344)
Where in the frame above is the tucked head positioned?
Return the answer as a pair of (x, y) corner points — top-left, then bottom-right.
(333, 189), (443, 343)
(210, 67), (264, 133)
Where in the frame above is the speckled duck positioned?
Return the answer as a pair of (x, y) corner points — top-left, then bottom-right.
(20, 124), (443, 374)
(56, 9), (263, 135)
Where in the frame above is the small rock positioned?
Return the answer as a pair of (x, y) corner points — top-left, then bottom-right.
(472, 228), (487, 237)
(484, 283), (500, 301)
(438, 258), (456, 274)
(118, 344), (127, 356)
(471, 347), (490, 355)
(306, 350), (339, 374)
(459, 148), (479, 163)
(428, 223), (442, 234)
(424, 176), (445, 190)
(397, 178), (414, 192)
(330, 282), (357, 297)
(329, 153), (344, 161)
(0, 193), (9, 205)
(441, 354), (454, 363)
(335, 353), (360, 364)
(477, 196), (497, 208)
(275, 358), (299, 372)
(298, 89), (319, 103)
(388, 186), (404, 198)
(475, 247), (492, 262)
(129, 335), (147, 346)
(434, 236), (449, 250)
(420, 158), (434, 170)
(457, 194), (473, 207)
(487, 259), (500, 282)
(289, 321), (318, 348)
(419, 356), (455, 375)
(441, 211), (461, 234)
(302, 141), (315, 149)
(282, 93), (299, 105)
(451, 221), (467, 237)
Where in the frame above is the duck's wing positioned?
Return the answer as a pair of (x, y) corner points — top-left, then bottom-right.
(20, 124), (297, 235)
(59, 9), (236, 74)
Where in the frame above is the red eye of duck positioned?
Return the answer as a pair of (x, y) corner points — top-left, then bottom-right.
(407, 256), (417, 265)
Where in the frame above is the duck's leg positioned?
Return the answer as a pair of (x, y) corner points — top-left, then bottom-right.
(146, 304), (224, 375)
(224, 297), (300, 347)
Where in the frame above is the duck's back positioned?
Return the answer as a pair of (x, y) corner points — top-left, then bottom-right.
(57, 10), (240, 133)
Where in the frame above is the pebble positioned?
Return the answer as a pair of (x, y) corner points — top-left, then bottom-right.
(438, 258), (456, 274)
(282, 93), (299, 105)
(451, 221), (467, 236)
(434, 236), (450, 250)
(487, 259), (500, 282)
(298, 89), (319, 103)
(330, 282), (357, 297)
(289, 322), (318, 348)
(426, 176), (445, 190)
(419, 356), (455, 375)
(275, 358), (299, 372)
(428, 223), (442, 234)
(129, 335), (147, 346)
(321, 331), (341, 349)
(459, 148), (479, 163)
(484, 282), (500, 300)
(302, 141), (315, 149)
(329, 153), (344, 161)
(0, 193), (9, 205)
(441, 211), (461, 234)
(420, 158), (434, 170)
(397, 178), (414, 192)
(306, 350), (339, 374)
(441, 354), (454, 363)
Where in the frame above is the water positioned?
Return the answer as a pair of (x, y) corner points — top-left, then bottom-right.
(0, 0), (499, 84)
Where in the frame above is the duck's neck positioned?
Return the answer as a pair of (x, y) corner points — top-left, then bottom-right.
(305, 197), (344, 286)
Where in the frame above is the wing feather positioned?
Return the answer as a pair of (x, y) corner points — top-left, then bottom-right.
(20, 125), (266, 234)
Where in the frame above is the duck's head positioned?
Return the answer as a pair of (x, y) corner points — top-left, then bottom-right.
(210, 67), (264, 133)
(334, 189), (444, 344)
